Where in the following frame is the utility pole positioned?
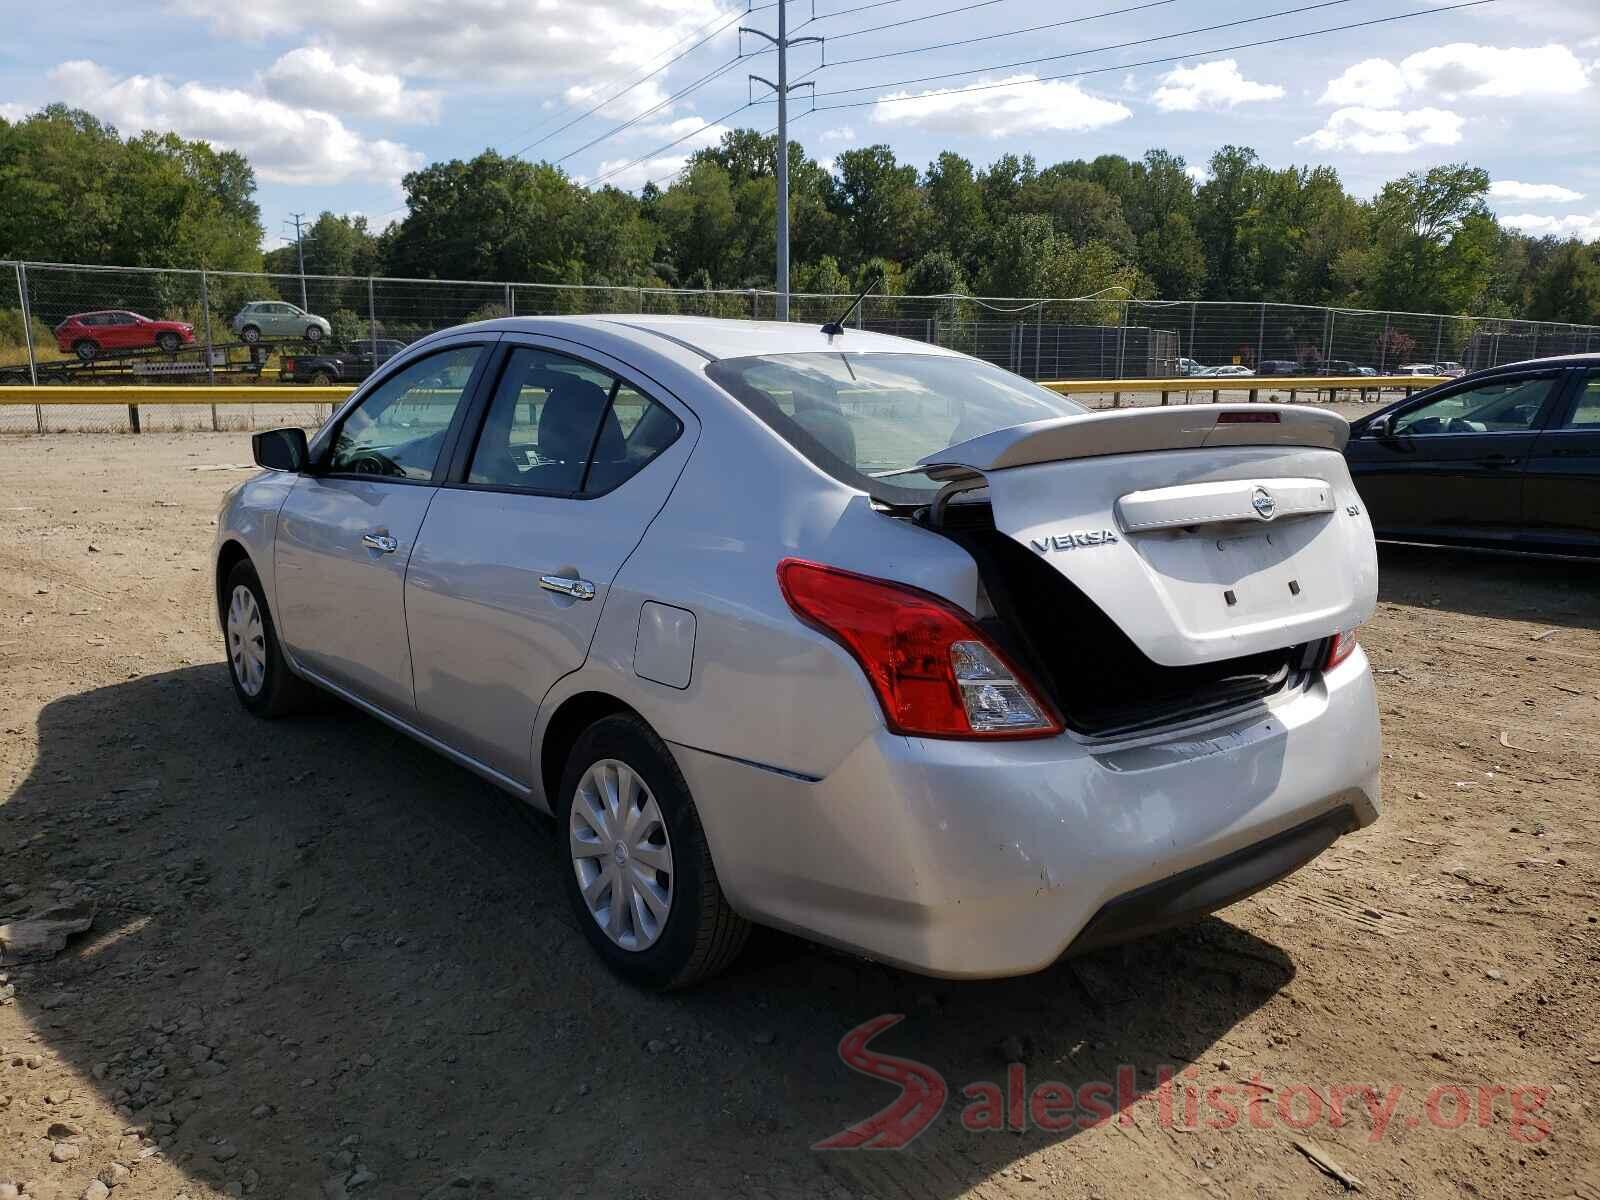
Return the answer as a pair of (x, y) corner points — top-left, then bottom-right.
(743, 3), (820, 321)
(285, 212), (312, 310)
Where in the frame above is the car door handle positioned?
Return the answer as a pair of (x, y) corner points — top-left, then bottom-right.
(362, 533), (398, 553)
(539, 574), (596, 601)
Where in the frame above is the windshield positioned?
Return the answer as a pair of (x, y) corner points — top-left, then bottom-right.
(705, 352), (1086, 503)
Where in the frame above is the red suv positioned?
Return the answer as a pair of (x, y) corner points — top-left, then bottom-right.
(53, 310), (196, 361)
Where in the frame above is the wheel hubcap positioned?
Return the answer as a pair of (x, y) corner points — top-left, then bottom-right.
(569, 759), (673, 952)
(226, 584), (267, 697)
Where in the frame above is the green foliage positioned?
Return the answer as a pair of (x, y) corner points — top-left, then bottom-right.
(0, 105), (261, 271)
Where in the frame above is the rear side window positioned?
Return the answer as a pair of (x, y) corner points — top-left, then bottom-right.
(466, 347), (682, 496)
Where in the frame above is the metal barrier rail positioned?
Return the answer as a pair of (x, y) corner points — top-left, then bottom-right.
(0, 385), (350, 404)
(1038, 374), (1448, 402)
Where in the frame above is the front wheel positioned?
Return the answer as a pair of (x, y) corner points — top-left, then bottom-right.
(156, 331), (181, 353)
(239, 325), (261, 345)
(558, 715), (750, 989)
(222, 559), (314, 717)
(305, 325), (323, 343)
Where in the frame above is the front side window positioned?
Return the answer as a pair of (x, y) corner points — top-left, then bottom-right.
(326, 345), (484, 480)
(705, 351), (1086, 503)
(466, 347), (682, 495)
(1393, 376), (1553, 436)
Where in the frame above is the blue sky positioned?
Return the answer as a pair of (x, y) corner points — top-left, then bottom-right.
(2, 0), (1597, 251)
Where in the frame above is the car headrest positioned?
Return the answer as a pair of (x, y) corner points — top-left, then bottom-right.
(540, 378), (622, 462)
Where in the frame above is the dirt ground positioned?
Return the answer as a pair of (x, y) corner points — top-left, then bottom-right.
(1, 431), (1597, 1200)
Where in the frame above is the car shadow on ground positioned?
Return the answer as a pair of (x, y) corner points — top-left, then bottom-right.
(6, 666), (1295, 1198)
(1377, 543), (1600, 628)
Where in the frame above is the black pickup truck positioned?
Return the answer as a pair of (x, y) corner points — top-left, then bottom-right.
(280, 339), (407, 385)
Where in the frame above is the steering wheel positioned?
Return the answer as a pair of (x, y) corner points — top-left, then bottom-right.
(351, 451), (406, 477)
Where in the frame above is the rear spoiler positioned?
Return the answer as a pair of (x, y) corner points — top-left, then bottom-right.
(918, 405), (1349, 481)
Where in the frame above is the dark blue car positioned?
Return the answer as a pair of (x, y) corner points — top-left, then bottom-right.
(1344, 354), (1600, 559)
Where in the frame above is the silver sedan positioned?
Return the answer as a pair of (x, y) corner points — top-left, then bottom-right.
(215, 315), (1382, 988)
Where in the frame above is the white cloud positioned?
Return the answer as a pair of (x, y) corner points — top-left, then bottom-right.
(870, 76), (1131, 137)
(590, 154), (689, 191)
(1499, 211), (1600, 241)
(1318, 58), (1409, 108)
(0, 102), (31, 122)
(563, 78), (673, 121)
(1402, 42), (1591, 99)
(263, 47), (440, 123)
(630, 117), (727, 151)
(1320, 42), (1592, 107)
(1184, 164), (1209, 186)
(1297, 106), (1464, 154)
(1151, 59), (1284, 112)
(819, 126), (856, 143)
(1489, 180), (1585, 203)
(162, 0), (731, 87)
(49, 60), (422, 186)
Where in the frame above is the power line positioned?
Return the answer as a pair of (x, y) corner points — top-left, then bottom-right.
(507, 7), (749, 160)
(553, 56), (750, 167)
(824, 0), (1186, 67)
(804, 0), (1499, 110)
(586, 99), (756, 188)
(802, 0), (1374, 98)
(824, 0), (1045, 43)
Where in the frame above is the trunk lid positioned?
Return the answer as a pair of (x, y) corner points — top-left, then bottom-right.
(919, 405), (1377, 668)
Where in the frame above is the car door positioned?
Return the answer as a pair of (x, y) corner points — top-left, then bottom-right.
(272, 340), (494, 715)
(1345, 369), (1563, 547)
(1522, 368), (1600, 555)
(103, 312), (138, 350)
(403, 337), (695, 783)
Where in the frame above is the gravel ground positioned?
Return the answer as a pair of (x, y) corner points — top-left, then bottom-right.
(1, 432), (1597, 1200)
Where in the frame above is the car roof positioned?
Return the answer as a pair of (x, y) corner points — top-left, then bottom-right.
(463, 314), (965, 363)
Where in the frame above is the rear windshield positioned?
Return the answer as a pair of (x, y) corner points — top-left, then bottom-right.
(705, 352), (1085, 503)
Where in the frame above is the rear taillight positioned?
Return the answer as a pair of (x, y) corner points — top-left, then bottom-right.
(281, 357), (295, 373)
(1324, 628), (1360, 671)
(777, 558), (1062, 739)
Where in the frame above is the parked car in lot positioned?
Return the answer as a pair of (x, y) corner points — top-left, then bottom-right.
(281, 339), (407, 385)
(1176, 356), (1201, 376)
(1346, 353), (1600, 558)
(1433, 360), (1466, 378)
(216, 315), (1382, 988)
(1257, 359), (1300, 376)
(1198, 364), (1256, 378)
(53, 310), (195, 361)
(1394, 363), (1437, 377)
(231, 300), (332, 345)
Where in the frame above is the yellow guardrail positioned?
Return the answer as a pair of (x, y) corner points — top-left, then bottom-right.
(1040, 374), (1447, 397)
(0, 385), (351, 405)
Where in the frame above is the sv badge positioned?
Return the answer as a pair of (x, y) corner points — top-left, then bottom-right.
(1029, 530), (1119, 553)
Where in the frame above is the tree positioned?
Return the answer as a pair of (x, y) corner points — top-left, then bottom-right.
(923, 152), (987, 275)
(830, 145), (926, 267)
(1527, 240), (1600, 324)
(1138, 212), (1207, 300)
(1365, 164), (1493, 312)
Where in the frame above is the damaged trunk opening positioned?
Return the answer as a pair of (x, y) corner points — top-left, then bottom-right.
(928, 497), (1321, 739)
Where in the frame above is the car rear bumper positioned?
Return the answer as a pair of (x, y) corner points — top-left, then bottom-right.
(677, 647), (1380, 979)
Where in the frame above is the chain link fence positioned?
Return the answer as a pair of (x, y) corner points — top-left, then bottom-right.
(4, 259), (1597, 432)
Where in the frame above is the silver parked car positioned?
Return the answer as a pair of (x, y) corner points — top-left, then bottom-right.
(215, 316), (1382, 988)
(231, 300), (332, 345)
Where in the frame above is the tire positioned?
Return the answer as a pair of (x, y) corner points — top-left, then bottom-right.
(156, 332), (181, 353)
(305, 324), (324, 343)
(557, 714), (750, 989)
(221, 559), (314, 718)
(240, 325), (261, 345)
(73, 339), (99, 362)
(309, 369), (334, 386)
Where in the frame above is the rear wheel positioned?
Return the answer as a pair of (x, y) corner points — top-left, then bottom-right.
(223, 559), (313, 718)
(240, 325), (261, 345)
(558, 715), (749, 989)
(73, 339), (99, 362)
(309, 369), (334, 386)
(156, 331), (181, 353)
(305, 324), (324, 343)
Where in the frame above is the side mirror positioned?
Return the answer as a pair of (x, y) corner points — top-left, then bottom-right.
(252, 427), (309, 472)
(1365, 415), (1392, 439)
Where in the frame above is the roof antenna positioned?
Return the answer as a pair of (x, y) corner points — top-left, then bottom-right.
(821, 272), (882, 338)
